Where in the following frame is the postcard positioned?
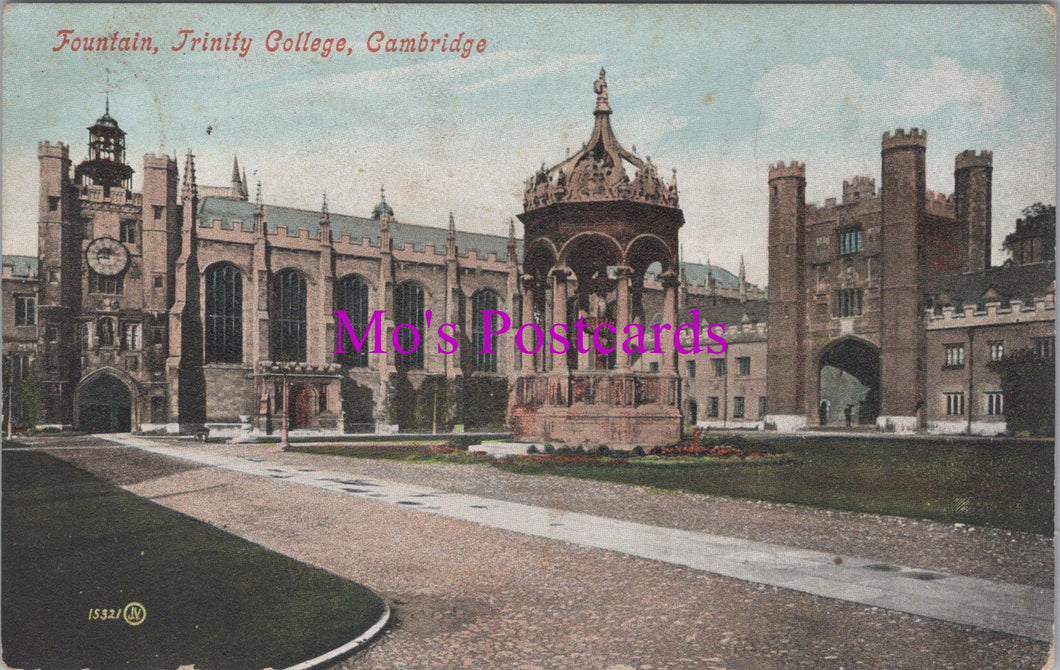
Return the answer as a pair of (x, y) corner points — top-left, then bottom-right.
(2, 4), (1054, 669)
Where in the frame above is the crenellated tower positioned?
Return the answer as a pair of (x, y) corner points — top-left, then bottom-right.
(954, 149), (993, 272)
(765, 160), (807, 429)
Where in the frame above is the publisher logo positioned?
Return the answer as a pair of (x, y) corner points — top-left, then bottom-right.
(123, 602), (147, 626)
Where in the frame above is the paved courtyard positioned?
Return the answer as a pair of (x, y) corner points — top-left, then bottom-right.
(21, 435), (1054, 669)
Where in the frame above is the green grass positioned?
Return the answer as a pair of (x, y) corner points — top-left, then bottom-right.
(2, 450), (386, 670)
(300, 436), (1054, 534)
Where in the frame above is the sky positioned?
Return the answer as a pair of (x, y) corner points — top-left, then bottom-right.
(2, 4), (1055, 285)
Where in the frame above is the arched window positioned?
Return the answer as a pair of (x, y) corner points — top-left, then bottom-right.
(394, 281), (425, 370)
(335, 275), (369, 367)
(271, 269), (307, 362)
(205, 263), (242, 363)
(471, 290), (500, 372)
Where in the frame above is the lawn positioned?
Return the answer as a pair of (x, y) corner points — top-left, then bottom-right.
(2, 450), (386, 670)
(300, 436), (1054, 534)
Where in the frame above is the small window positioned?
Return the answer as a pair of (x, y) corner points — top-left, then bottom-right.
(318, 385), (328, 413)
(712, 358), (726, 377)
(985, 392), (1004, 416)
(125, 355), (139, 371)
(737, 357), (751, 376)
(49, 269), (59, 283)
(1034, 337), (1054, 360)
(944, 392), (965, 416)
(733, 396), (745, 418)
(153, 205), (165, 220)
(14, 294), (36, 326)
(48, 196), (60, 212)
(120, 219), (137, 244)
(648, 361), (659, 373)
(685, 360), (696, 378)
(759, 396), (768, 418)
(708, 396), (719, 418)
(45, 324), (58, 342)
(989, 341), (1005, 362)
(122, 323), (142, 350)
(154, 275), (164, 289)
(944, 344), (965, 368)
(78, 322), (91, 350)
(89, 270), (124, 295)
(836, 289), (863, 317)
(153, 327), (165, 345)
(838, 228), (863, 255)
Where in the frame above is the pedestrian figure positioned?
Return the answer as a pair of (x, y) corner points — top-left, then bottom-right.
(844, 404), (853, 427)
(819, 400), (829, 426)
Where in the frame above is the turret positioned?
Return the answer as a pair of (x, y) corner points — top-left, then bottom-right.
(142, 153), (179, 310)
(766, 160), (807, 419)
(74, 104), (134, 192)
(954, 150), (993, 272)
(879, 129), (927, 424)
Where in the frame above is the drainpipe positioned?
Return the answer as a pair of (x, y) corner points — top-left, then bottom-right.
(967, 327), (975, 435)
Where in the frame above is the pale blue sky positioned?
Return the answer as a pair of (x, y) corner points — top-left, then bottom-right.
(3, 4), (1055, 283)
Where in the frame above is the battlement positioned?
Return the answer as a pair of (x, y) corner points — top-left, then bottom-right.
(881, 128), (927, 150)
(38, 141), (69, 158)
(924, 296), (1055, 329)
(955, 149), (993, 170)
(768, 161), (805, 180)
(143, 153), (176, 169)
(842, 175), (876, 203)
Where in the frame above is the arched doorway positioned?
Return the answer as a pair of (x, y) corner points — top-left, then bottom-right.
(818, 338), (880, 426)
(77, 374), (132, 433)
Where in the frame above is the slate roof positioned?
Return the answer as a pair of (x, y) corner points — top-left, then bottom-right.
(1, 255), (38, 278)
(198, 197), (523, 263)
(923, 261), (1056, 306)
(686, 298), (770, 328)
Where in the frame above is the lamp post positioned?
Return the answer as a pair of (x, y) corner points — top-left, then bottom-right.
(280, 368), (290, 450)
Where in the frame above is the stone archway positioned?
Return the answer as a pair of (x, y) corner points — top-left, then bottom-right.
(77, 373), (132, 433)
(818, 338), (880, 426)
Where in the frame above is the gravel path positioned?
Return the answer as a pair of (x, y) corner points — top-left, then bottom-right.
(28, 437), (1053, 669)
(180, 440), (1051, 589)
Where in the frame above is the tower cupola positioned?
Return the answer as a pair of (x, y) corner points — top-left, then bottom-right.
(75, 100), (134, 191)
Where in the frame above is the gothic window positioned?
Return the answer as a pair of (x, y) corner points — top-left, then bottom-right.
(120, 219), (137, 244)
(944, 392), (965, 416)
(89, 270), (124, 295)
(205, 263), (243, 364)
(335, 275), (369, 367)
(97, 318), (116, 347)
(835, 288), (862, 317)
(1034, 337), (1055, 360)
(78, 322), (91, 351)
(14, 294), (35, 326)
(989, 341), (1005, 362)
(122, 323), (142, 350)
(271, 269), (306, 362)
(985, 392), (1004, 416)
(838, 228), (863, 255)
(708, 396), (719, 417)
(471, 290), (500, 372)
(712, 358), (726, 376)
(944, 343), (965, 368)
(395, 281), (425, 370)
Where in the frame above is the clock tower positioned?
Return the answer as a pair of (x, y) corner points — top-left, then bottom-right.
(36, 104), (179, 431)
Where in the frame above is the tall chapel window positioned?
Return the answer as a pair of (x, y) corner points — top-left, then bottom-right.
(335, 275), (369, 367)
(395, 281), (425, 370)
(471, 290), (500, 372)
(120, 219), (137, 244)
(271, 269), (306, 362)
(205, 263), (242, 363)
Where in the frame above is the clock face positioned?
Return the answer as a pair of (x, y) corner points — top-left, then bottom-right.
(86, 237), (129, 276)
